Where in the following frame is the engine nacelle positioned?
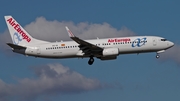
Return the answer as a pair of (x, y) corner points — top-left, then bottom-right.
(102, 48), (119, 57)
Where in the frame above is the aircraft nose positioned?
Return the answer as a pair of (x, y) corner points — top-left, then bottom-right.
(168, 41), (174, 48)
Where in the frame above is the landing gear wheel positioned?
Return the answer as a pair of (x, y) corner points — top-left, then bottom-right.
(156, 55), (160, 59)
(88, 57), (94, 65)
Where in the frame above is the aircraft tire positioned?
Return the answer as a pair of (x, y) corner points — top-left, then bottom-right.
(156, 55), (160, 59)
(88, 57), (94, 65)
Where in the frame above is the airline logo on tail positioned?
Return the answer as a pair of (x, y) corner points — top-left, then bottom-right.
(6, 17), (31, 42)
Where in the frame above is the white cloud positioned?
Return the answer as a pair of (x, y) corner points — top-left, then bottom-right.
(0, 31), (11, 51)
(0, 64), (102, 101)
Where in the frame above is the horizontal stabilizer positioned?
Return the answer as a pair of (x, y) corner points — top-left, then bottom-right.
(7, 43), (26, 49)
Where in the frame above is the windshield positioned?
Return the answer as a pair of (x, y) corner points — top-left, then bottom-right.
(161, 39), (167, 41)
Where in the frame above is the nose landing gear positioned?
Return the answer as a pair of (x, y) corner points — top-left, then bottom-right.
(156, 54), (160, 59)
(88, 56), (94, 65)
(156, 50), (165, 59)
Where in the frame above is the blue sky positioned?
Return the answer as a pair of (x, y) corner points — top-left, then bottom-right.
(0, 0), (180, 101)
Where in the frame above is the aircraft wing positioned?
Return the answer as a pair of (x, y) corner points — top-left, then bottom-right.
(65, 26), (103, 55)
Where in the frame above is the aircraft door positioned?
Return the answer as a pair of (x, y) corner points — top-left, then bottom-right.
(153, 38), (157, 46)
(36, 47), (41, 54)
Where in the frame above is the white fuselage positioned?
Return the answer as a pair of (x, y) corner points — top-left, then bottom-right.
(15, 36), (173, 59)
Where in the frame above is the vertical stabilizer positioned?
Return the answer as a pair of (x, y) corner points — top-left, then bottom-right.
(4, 16), (49, 46)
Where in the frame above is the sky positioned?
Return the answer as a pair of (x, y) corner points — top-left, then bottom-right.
(0, 0), (180, 101)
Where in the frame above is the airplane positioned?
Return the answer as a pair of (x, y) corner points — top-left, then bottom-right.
(4, 16), (174, 65)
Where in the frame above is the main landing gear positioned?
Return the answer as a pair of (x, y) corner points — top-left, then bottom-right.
(88, 56), (94, 65)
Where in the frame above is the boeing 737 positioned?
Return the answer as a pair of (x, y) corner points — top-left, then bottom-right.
(4, 16), (174, 65)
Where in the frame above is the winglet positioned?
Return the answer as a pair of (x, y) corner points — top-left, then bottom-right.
(65, 26), (75, 37)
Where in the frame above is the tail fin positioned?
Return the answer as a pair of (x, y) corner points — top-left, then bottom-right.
(4, 16), (49, 46)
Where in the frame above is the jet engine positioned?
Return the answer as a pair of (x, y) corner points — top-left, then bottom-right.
(102, 48), (119, 57)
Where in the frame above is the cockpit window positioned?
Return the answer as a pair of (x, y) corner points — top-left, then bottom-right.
(161, 39), (167, 41)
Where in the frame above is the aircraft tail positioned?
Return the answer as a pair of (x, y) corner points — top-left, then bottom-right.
(4, 16), (49, 46)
